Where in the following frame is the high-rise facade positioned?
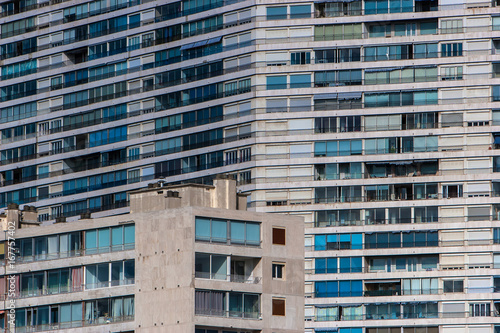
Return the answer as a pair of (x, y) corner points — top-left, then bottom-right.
(0, 0), (500, 332)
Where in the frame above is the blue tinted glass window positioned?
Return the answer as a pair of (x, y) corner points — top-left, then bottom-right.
(246, 223), (260, 245)
(211, 219), (227, 242)
(85, 230), (97, 249)
(290, 74), (311, 88)
(315, 281), (327, 297)
(327, 257), (338, 273)
(340, 257), (351, 273)
(351, 257), (362, 272)
(316, 258), (326, 274)
(98, 228), (110, 249)
(267, 6), (287, 19)
(230, 221), (245, 243)
(351, 233), (362, 249)
(266, 76), (287, 89)
(315, 234), (326, 250)
(124, 225), (135, 245)
(111, 226), (123, 246)
(195, 217), (210, 240)
(128, 14), (140, 28)
(290, 5), (310, 18)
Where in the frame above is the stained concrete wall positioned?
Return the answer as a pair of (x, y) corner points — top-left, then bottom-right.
(134, 203), (304, 333)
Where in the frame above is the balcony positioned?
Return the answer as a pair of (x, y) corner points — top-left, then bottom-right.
(195, 253), (261, 284)
(195, 290), (261, 320)
(364, 281), (402, 297)
(12, 315), (134, 333)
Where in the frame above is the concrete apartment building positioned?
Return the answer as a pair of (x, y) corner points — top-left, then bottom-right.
(0, 0), (500, 332)
(0, 177), (305, 332)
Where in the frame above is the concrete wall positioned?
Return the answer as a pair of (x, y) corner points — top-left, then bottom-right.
(134, 203), (304, 333)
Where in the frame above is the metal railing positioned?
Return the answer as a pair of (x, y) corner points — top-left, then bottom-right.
(194, 236), (261, 248)
(194, 271), (262, 284)
(310, 215), (494, 228)
(306, 311), (500, 322)
(11, 315), (134, 333)
(305, 239), (500, 252)
(195, 308), (261, 319)
(250, 191), (500, 209)
(14, 243), (134, 264)
(10, 279), (134, 300)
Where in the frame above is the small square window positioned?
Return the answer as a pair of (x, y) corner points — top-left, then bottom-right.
(272, 298), (285, 316)
(272, 263), (285, 279)
(272, 227), (286, 245)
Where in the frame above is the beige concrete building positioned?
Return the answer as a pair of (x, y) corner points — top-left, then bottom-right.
(0, 177), (304, 333)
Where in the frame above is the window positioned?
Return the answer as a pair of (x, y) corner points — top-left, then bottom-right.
(289, 74), (311, 88)
(443, 184), (463, 198)
(441, 43), (463, 57)
(414, 43), (438, 58)
(315, 258), (338, 274)
(272, 263), (285, 279)
(315, 280), (363, 297)
(315, 48), (360, 63)
(128, 14), (140, 29)
(315, 209), (362, 226)
(365, 0), (412, 14)
(420, 21), (437, 34)
(314, 140), (362, 156)
(470, 303), (490, 317)
(291, 52), (310, 65)
(266, 75), (287, 89)
(315, 1), (362, 17)
(195, 217), (261, 246)
(443, 280), (464, 293)
(403, 302), (438, 318)
(314, 24), (362, 41)
(314, 233), (363, 250)
(272, 227), (286, 245)
(441, 19), (463, 34)
(290, 4), (310, 18)
(339, 256), (362, 273)
(402, 328), (438, 333)
(314, 70), (362, 86)
(195, 290), (259, 318)
(267, 6), (287, 20)
(85, 225), (135, 255)
(272, 298), (285, 315)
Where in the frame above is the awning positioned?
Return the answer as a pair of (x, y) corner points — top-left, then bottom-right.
(193, 40), (208, 48)
(416, 159), (438, 163)
(105, 59), (125, 65)
(314, 93), (338, 100)
(180, 36), (221, 51)
(180, 43), (195, 51)
(413, 65), (438, 69)
(315, 304), (338, 308)
(338, 92), (362, 100)
(207, 36), (222, 44)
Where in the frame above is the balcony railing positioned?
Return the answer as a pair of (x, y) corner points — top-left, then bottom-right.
(14, 243), (134, 264)
(11, 315), (134, 333)
(194, 271), (261, 284)
(195, 308), (261, 319)
(11, 279), (134, 300)
(306, 311), (500, 322)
